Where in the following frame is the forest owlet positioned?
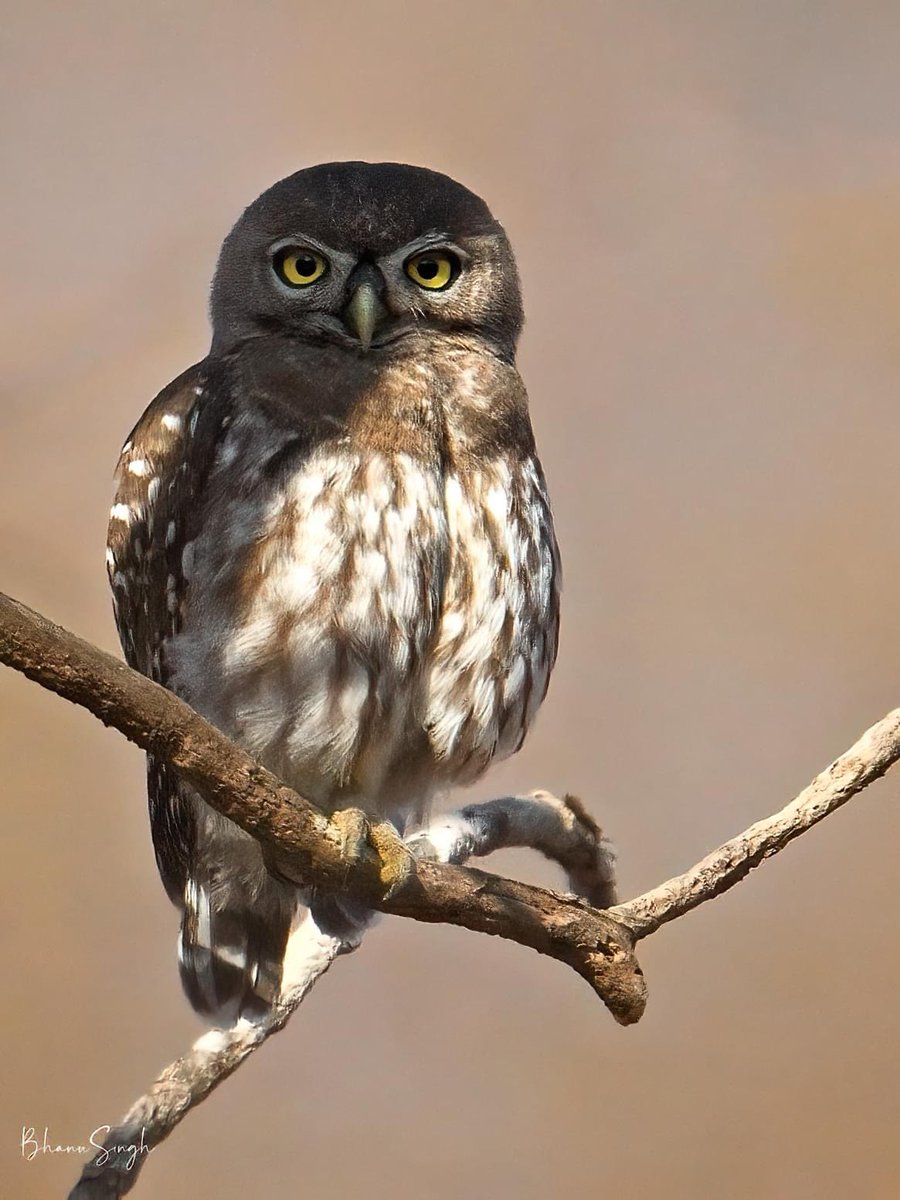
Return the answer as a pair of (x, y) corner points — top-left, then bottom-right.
(106, 162), (560, 1024)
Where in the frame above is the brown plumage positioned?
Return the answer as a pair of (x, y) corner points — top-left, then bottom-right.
(107, 163), (560, 1023)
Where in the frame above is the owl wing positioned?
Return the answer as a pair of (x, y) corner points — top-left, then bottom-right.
(107, 364), (297, 1021)
(106, 361), (219, 905)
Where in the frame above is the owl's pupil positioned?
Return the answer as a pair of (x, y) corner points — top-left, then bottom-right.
(417, 260), (439, 280)
(295, 256), (316, 277)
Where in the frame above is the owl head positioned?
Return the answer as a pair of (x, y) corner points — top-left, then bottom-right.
(210, 162), (523, 361)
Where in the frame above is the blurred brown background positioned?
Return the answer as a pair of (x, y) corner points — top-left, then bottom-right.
(3, 3), (900, 1197)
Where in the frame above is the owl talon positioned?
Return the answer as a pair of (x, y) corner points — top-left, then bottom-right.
(369, 819), (417, 900)
(330, 808), (416, 900)
(330, 807), (371, 865)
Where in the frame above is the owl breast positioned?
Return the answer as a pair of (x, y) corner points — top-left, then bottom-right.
(170, 354), (559, 828)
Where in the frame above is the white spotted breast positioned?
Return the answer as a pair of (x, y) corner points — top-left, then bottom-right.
(425, 453), (559, 783)
(168, 407), (449, 817)
(110, 354), (560, 823)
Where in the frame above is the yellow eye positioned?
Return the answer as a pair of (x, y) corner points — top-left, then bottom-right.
(274, 247), (328, 288)
(405, 250), (458, 290)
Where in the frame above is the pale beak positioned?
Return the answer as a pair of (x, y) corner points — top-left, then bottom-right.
(343, 281), (387, 350)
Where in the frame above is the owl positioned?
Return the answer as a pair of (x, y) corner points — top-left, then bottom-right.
(107, 162), (560, 1024)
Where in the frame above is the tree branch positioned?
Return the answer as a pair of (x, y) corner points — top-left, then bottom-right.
(69, 786), (612, 1199)
(3, 590), (899, 1197)
(69, 915), (351, 1199)
(0, 592), (643, 1021)
(63, 787), (617, 1197)
(410, 791), (617, 908)
(610, 707), (900, 938)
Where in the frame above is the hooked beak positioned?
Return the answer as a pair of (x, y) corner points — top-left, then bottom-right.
(343, 281), (388, 351)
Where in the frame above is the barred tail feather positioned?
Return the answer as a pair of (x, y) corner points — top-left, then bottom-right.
(178, 876), (295, 1024)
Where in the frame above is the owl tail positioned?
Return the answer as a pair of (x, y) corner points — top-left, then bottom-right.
(177, 872), (295, 1025)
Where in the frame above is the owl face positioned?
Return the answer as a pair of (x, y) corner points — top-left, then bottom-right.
(210, 162), (523, 360)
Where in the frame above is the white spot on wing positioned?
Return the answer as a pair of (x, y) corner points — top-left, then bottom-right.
(216, 438), (239, 467)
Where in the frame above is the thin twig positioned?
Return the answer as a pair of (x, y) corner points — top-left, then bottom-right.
(70, 914), (351, 1198)
(410, 790), (617, 908)
(610, 708), (900, 938)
